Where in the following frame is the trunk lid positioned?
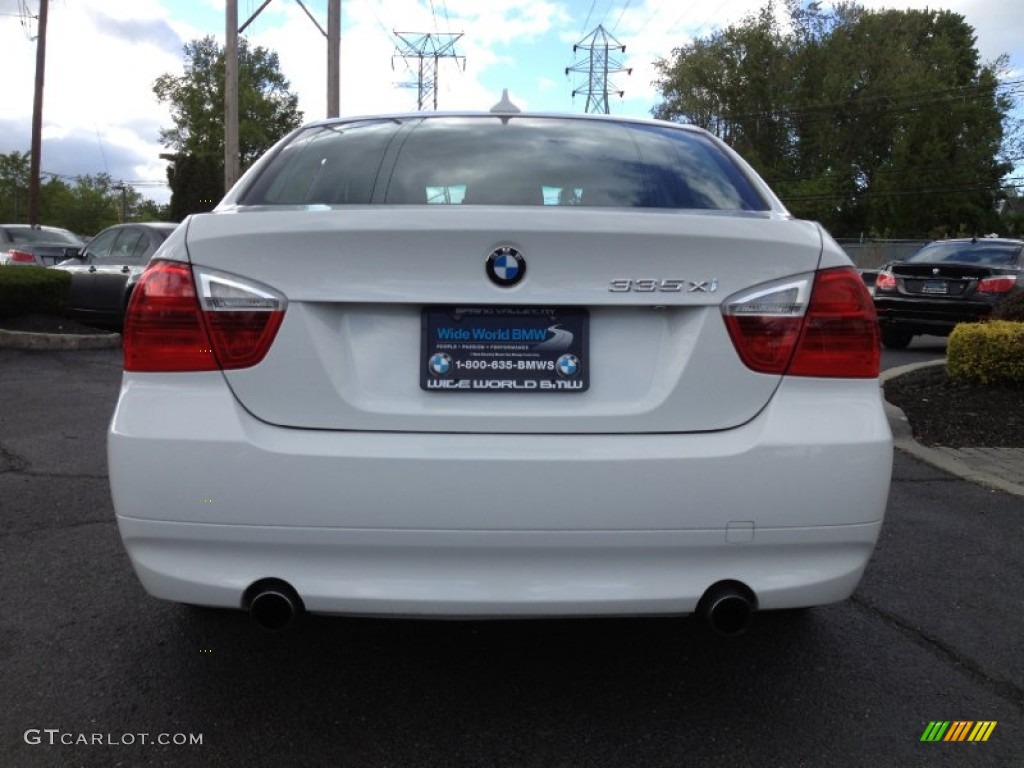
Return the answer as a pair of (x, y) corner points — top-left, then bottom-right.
(891, 263), (1011, 299)
(183, 207), (823, 434)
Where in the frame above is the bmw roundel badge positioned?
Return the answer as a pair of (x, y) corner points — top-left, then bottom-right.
(486, 246), (526, 287)
(556, 354), (580, 378)
(428, 352), (452, 377)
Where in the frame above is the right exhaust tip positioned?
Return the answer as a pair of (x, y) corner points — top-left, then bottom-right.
(698, 581), (756, 636)
(246, 580), (303, 632)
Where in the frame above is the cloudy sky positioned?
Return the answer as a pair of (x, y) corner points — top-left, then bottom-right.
(1, 0), (1021, 203)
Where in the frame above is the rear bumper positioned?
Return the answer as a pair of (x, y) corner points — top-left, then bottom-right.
(117, 518), (882, 616)
(109, 375), (893, 616)
(874, 296), (993, 334)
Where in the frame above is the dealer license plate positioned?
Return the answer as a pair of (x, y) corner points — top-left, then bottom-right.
(421, 306), (589, 392)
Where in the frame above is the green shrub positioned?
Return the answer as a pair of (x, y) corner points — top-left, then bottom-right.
(992, 291), (1024, 322)
(947, 321), (1024, 385)
(0, 266), (71, 319)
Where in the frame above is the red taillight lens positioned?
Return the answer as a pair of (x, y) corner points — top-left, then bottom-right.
(123, 261), (285, 372)
(124, 262), (218, 372)
(724, 267), (880, 378)
(204, 310), (285, 369)
(875, 272), (896, 291)
(723, 315), (804, 374)
(977, 276), (1016, 294)
(9, 250), (35, 263)
(788, 268), (880, 378)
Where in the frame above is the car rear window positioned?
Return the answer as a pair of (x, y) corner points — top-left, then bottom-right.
(6, 227), (82, 245)
(241, 116), (769, 211)
(908, 242), (1023, 267)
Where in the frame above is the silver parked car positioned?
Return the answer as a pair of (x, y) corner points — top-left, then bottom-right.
(0, 224), (84, 266)
(109, 107), (892, 634)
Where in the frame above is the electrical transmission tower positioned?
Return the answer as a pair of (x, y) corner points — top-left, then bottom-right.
(393, 33), (465, 111)
(565, 25), (632, 114)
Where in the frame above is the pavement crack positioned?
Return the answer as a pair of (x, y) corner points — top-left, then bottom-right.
(852, 596), (1024, 713)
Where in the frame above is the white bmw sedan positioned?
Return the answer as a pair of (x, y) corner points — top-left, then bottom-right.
(109, 108), (892, 634)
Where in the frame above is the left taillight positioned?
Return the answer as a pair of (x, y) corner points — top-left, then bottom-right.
(8, 250), (35, 264)
(875, 271), (897, 291)
(123, 260), (286, 372)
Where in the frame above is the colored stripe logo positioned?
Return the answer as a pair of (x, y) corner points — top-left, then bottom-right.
(920, 721), (997, 742)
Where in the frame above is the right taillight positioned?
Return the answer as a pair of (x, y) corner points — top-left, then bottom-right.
(123, 260), (286, 372)
(977, 276), (1016, 294)
(724, 267), (879, 378)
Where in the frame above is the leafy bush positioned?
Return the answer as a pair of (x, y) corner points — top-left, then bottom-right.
(992, 291), (1024, 322)
(0, 266), (70, 319)
(947, 321), (1024, 385)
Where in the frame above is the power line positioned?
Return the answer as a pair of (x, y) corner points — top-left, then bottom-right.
(779, 177), (1024, 203)
(594, 0), (616, 31)
(579, 0), (597, 36)
(427, 0), (439, 35)
(610, 0), (632, 34)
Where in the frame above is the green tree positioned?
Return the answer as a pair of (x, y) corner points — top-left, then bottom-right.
(153, 36), (303, 219)
(33, 174), (163, 236)
(1000, 187), (1024, 237)
(654, 2), (1017, 238)
(0, 151), (31, 222)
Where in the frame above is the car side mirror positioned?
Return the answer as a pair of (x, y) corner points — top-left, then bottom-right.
(63, 247), (84, 261)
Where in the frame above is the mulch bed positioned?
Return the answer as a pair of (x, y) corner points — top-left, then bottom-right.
(0, 313), (115, 335)
(884, 365), (1024, 448)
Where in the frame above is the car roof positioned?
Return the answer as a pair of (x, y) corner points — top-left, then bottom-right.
(0, 223), (76, 232)
(299, 110), (709, 136)
(927, 238), (1024, 246)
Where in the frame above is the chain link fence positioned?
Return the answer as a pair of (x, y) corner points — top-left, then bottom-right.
(836, 239), (929, 270)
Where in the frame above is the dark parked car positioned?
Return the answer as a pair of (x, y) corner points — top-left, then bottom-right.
(53, 222), (178, 329)
(872, 237), (1024, 348)
(0, 224), (85, 266)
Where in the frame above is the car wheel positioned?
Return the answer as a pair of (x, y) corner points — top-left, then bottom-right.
(881, 328), (913, 350)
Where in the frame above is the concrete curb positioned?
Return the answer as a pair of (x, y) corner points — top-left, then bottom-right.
(881, 360), (1024, 498)
(0, 328), (121, 350)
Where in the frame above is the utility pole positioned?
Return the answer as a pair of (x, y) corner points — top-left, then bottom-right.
(28, 0), (49, 226)
(393, 33), (465, 111)
(327, 0), (340, 117)
(225, 0), (239, 192)
(225, 0), (341, 193)
(565, 25), (632, 115)
(117, 182), (128, 223)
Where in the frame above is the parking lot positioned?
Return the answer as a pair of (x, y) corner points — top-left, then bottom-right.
(1, 345), (1022, 767)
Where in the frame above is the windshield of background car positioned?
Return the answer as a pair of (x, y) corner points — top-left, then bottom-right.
(907, 241), (1023, 267)
(240, 116), (770, 211)
(6, 227), (82, 246)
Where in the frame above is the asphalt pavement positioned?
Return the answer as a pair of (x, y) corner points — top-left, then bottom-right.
(1, 345), (1022, 767)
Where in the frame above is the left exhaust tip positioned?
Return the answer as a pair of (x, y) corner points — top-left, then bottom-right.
(246, 580), (303, 632)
